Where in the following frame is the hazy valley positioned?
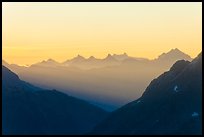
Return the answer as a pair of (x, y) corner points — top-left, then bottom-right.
(3, 48), (192, 111)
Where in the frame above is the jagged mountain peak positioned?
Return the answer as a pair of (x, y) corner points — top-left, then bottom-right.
(103, 54), (117, 61)
(68, 54), (86, 64)
(170, 48), (180, 52)
(72, 54), (85, 60)
(156, 48), (192, 62)
(88, 56), (96, 59)
(76, 54), (85, 58)
(46, 58), (57, 62)
(39, 58), (57, 63)
(112, 53), (129, 61)
(42, 58), (59, 64)
(63, 56), (85, 63)
(105, 54), (113, 59)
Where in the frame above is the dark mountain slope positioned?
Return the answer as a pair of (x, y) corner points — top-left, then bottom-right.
(91, 52), (202, 135)
(2, 66), (108, 135)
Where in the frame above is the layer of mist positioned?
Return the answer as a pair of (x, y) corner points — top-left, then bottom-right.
(3, 48), (192, 111)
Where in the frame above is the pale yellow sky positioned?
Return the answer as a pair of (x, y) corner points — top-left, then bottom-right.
(2, 2), (202, 65)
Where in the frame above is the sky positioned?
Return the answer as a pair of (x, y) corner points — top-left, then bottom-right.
(2, 2), (202, 66)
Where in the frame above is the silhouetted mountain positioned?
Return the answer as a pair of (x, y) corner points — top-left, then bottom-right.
(112, 53), (129, 61)
(30, 59), (60, 68)
(155, 48), (192, 63)
(2, 66), (108, 135)
(91, 52), (202, 135)
(83, 56), (101, 64)
(87, 56), (96, 60)
(82, 56), (102, 68)
(63, 55), (103, 69)
(112, 53), (148, 62)
(46, 58), (59, 63)
(101, 54), (120, 66)
(103, 54), (117, 62)
(64, 55), (85, 64)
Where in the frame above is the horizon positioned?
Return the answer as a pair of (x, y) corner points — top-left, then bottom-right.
(2, 2), (202, 66)
(3, 48), (199, 66)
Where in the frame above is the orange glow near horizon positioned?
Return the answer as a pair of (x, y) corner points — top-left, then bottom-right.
(2, 2), (202, 65)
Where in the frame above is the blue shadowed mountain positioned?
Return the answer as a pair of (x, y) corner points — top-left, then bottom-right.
(2, 66), (108, 135)
(90, 52), (202, 135)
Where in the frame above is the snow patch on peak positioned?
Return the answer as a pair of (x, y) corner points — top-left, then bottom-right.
(192, 112), (199, 117)
(174, 85), (179, 92)
(137, 100), (141, 104)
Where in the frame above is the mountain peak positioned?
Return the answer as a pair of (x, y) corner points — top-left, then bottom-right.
(169, 48), (182, 53)
(69, 54), (85, 63)
(104, 54), (113, 59)
(40, 58), (58, 64)
(46, 58), (57, 63)
(71, 54), (85, 60)
(107, 54), (112, 57)
(105, 54), (113, 59)
(88, 56), (96, 60)
(75, 54), (85, 59)
(103, 54), (117, 62)
(157, 48), (192, 61)
(112, 53), (129, 61)
(77, 54), (84, 58)
(31, 58), (59, 67)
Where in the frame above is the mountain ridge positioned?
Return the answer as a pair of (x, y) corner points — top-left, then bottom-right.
(90, 52), (202, 135)
(2, 65), (108, 135)
(3, 48), (193, 67)
(2, 49), (196, 111)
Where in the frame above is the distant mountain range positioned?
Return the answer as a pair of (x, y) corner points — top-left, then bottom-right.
(2, 66), (108, 135)
(2, 51), (202, 135)
(3, 48), (192, 70)
(112, 53), (129, 61)
(90, 52), (202, 135)
(2, 48), (194, 111)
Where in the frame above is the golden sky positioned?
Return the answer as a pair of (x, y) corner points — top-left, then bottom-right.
(2, 2), (202, 65)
